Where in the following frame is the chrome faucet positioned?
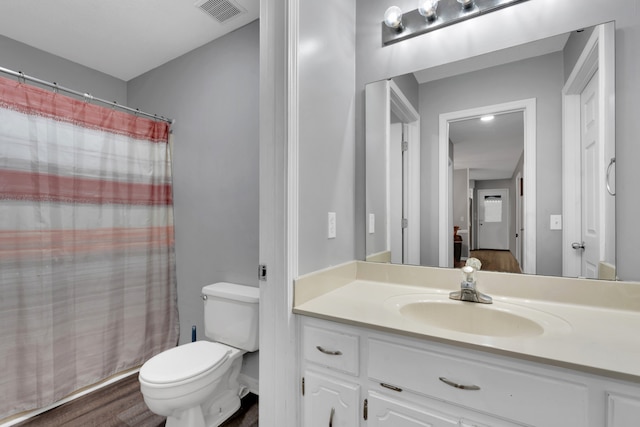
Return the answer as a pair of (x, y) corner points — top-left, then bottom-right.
(449, 265), (493, 304)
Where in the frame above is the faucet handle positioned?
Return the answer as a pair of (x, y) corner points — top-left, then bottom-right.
(465, 257), (482, 271)
(461, 265), (476, 286)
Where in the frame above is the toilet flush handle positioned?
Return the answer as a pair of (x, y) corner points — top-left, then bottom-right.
(202, 294), (207, 300)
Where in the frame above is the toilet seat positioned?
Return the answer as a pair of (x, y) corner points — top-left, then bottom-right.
(139, 341), (231, 385)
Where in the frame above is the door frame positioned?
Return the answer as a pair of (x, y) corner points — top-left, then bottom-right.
(439, 98), (536, 273)
(562, 22), (615, 278)
(515, 171), (523, 266)
(389, 81), (421, 265)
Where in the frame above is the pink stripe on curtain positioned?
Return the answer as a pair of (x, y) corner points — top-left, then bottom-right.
(0, 76), (178, 420)
(0, 169), (173, 205)
(0, 76), (168, 142)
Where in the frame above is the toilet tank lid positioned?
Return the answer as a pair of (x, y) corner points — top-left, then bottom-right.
(202, 282), (259, 303)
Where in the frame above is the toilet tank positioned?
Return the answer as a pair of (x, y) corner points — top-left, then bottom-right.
(202, 282), (259, 352)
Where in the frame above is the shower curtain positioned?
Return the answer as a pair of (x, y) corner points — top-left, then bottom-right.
(0, 75), (179, 420)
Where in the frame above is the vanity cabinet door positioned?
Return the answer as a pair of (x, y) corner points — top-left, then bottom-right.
(606, 392), (640, 427)
(303, 370), (360, 427)
(367, 391), (522, 427)
(367, 392), (458, 427)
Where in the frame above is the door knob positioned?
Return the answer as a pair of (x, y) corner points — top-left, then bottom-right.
(571, 242), (585, 250)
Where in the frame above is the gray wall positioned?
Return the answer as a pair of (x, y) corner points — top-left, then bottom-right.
(563, 26), (597, 82)
(0, 34), (126, 104)
(127, 21), (260, 345)
(298, 0), (356, 275)
(418, 52), (563, 275)
(391, 73), (419, 111)
(453, 169), (468, 231)
(355, 0), (640, 280)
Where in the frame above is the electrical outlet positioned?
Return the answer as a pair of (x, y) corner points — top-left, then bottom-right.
(328, 212), (336, 239)
(369, 213), (375, 234)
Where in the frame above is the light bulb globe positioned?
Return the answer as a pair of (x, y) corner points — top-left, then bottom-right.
(418, 0), (438, 20)
(384, 6), (403, 29)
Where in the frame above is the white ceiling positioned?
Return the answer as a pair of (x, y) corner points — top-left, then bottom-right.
(449, 112), (524, 181)
(0, 0), (259, 81)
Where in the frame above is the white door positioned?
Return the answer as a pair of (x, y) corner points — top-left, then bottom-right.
(579, 70), (601, 279)
(389, 123), (403, 264)
(303, 371), (360, 427)
(477, 189), (509, 250)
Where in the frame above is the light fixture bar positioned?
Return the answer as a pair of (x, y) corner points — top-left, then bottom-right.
(382, 0), (529, 46)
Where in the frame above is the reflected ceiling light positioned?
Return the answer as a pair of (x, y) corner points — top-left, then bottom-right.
(480, 115), (495, 122)
(384, 6), (404, 31)
(382, 0), (529, 46)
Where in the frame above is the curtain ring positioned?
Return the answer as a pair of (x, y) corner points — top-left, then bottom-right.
(52, 82), (59, 94)
(606, 157), (616, 196)
(83, 93), (94, 103)
(18, 71), (25, 84)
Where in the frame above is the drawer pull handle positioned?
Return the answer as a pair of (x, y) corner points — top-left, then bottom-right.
(380, 382), (403, 392)
(439, 376), (481, 391)
(316, 345), (342, 356)
(329, 407), (335, 427)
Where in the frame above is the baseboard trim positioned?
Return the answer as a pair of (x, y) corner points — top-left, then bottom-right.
(239, 373), (259, 397)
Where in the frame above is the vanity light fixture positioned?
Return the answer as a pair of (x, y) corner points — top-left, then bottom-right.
(382, 0), (529, 46)
(480, 115), (495, 122)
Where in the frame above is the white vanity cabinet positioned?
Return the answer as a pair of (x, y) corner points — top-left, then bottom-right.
(299, 316), (640, 427)
(303, 370), (360, 427)
(301, 323), (362, 427)
(366, 391), (459, 426)
(606, 390), (640, 426)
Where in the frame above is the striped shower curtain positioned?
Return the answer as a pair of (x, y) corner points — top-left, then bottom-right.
(0, 75), (179, 420)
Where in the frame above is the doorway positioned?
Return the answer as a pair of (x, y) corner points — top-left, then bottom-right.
(477, 189), (510, 250)
(439, 99), (536, 273)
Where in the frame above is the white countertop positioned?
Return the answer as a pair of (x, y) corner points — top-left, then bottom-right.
(293, 261), (640, 382)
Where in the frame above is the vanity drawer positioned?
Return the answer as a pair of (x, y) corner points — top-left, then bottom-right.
(368, 338), (588, 427)
(303, 324), (359, 376)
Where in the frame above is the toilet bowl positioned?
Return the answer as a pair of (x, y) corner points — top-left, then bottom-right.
(139, 282), (259, 427)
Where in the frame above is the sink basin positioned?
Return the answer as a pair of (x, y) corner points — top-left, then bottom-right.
(384, 294), (571, 338)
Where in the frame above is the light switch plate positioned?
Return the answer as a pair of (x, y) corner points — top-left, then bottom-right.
(328, 212), (336, 239)
(369, 213), (375, 234)
(550, 214), (562, 230)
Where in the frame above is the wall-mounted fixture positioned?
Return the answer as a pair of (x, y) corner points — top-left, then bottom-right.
(382, 0), (529, 45)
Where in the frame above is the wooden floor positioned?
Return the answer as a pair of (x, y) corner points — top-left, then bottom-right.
(14, 374), (259, 427)
(470, 249), (522, 273)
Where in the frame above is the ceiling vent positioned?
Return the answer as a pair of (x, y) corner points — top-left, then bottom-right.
(195, 0), (246, 24)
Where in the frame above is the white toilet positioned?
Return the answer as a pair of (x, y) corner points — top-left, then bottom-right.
(139, 282), (259, 427)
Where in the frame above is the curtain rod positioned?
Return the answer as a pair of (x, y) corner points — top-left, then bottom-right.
(0, 66), (173, 124)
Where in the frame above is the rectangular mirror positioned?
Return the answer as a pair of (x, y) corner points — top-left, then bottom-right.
(365, 21), (616, 279)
